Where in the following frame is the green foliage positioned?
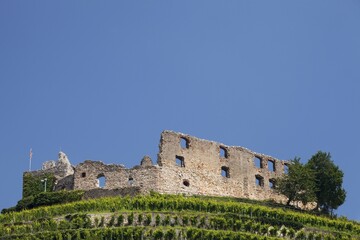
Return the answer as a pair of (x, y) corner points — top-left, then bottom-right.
(0, 193), (358, 240)
(137, 213), (143, 225)
(116, 215), (124, 226)
(145, 214), (152, 226)
(306, 151), (346, 214)
(6, 190), (84, 212)
(23, 172), (56, 198)
(276, 157), (317, 206)
(155, 214), (161, 226)
(108, 215), (115, 226)
(127, 212), (134, 225)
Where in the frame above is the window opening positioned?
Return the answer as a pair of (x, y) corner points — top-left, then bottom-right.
(97, 174), (106, 188)
(221, 166), (230, 178)
(254, 156), (263, 168)
(255, 175), (264, 187)
(128, 177), (134, 185)
(180, 137), (189, 149)
(269, 179), (276, 189)
(176, 156), (185, 167)
(284, 164), (289, 174)
(220, 146), (228, 158)
(81, 172), (86, 178)
(268, 160), (275, 172)
(183, 180), (190, 187)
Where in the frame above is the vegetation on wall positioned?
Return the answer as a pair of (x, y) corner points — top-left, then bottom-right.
(1, 190), (84, 214)
(22, 172), (56, 198)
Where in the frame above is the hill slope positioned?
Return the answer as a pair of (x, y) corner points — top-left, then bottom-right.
(0, 193), (359, 239)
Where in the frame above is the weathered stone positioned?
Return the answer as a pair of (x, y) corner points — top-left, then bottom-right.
(24, 130), (289, 204)
(42, 160), (56, 170)
(83, 187), (141, 199)
(140, 156), (153, 167)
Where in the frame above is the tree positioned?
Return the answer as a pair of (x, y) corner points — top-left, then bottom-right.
(306, 151), (346, 214)
(276, 157), (317, 207)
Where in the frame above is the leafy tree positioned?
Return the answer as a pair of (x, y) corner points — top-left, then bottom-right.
(306, 151), (346, 214)
(276, 158), (317, 206)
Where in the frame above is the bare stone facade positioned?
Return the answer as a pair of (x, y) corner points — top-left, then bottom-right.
(24, 130), (289, 203)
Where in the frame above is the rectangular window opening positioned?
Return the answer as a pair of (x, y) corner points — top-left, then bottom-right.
(255, 175), (264, 187)
(221, 166), (230, 178)
(176, 156), (185, 167)
(268, 160), (275, 172)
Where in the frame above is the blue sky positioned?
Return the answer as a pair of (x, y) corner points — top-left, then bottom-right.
(0, 1), (359, 221)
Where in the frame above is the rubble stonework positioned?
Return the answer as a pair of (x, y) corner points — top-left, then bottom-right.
(24, 130), (289, 203)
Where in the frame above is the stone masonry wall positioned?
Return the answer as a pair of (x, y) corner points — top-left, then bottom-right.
(157, 131), (288, 202)
(25, 130), (289, 204)
(73, 159), (159, 194)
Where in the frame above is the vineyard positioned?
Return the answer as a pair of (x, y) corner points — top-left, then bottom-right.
(0, 192), (359, 239)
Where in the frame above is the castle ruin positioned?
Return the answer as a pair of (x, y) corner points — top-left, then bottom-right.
(24, 130), (289, 202)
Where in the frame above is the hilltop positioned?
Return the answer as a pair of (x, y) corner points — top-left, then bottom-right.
(1, 193), (359, 239)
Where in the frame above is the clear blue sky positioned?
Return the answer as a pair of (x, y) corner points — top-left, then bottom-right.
(1, 1), (359, 221)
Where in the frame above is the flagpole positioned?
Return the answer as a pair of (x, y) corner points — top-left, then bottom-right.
(29, 148), (32, 171)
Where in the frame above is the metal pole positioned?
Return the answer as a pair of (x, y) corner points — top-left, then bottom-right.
(41, 178), (47, 192)
(29, 148), (32, 171)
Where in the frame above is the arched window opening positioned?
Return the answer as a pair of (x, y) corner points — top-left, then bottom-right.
(269, 179), (276, 189)
(97, 174), (106, 188)
(268, 160), (275, 172)
(180, 137), (189, 149)
(128, 177), (134, 185)
(220, 146), (228, 158)
(183, 180), (190, 187)
(255, 175), (264, 187)
(176, 156), (185, 167)
(221, 166), (230, 178)
(81, 172), (86, 178)
(254, 156), (263, 168)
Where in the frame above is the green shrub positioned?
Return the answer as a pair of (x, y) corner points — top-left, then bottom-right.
(127, 213), (134, 225)
(145, 214), (152, 226)
(165, 229), (176, 240)
(137, 214), (143, 224)
(163, 215), (170, 226)
(108, 215), (115, 227)
(116, 215), (124, 226)
(155, 214), (161, 226)
(23, 173), (56, 198)
(153, 229), (163, 239)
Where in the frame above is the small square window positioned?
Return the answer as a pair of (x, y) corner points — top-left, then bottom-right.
(220, 146), (228, 158)
(254, 156), (263, 168)
(176, 156), (185, 167)
(269, 179), (276, 189)
(128, 177), (134, 185)
(255, 175), (264, 187)
(268, 160), (275, 172)
(221, 166), (230, 178)
(180, 137), (189, 149)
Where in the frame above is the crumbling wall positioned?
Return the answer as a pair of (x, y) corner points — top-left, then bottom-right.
(73, 157), (159, 194)
(24, 130), (289, 204)
(157, 131), (288, 202)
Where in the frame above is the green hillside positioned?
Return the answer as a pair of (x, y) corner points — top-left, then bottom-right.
(0, 193), (359, 240)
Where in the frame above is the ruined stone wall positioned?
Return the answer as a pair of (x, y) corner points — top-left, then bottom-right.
(157, 131), (288, 202)
(73, 159), (159, 194)
(24, 130), (290, 204)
